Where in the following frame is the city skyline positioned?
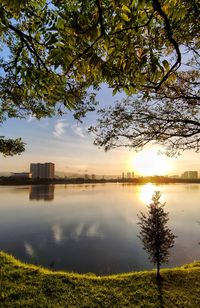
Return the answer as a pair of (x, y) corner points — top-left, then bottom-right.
(3, 160), (200, 179)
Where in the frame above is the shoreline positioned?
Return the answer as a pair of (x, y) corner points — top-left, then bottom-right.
(1, 251), (200, 306)
(1, 177), (200, 186)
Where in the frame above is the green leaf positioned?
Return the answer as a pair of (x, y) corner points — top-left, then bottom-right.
(56, 18), (65, 30)
(162, 60), (170, 71)
(112, 88), (118, 96)
(114, 22), (123, 31)
(122, 5), (131, 14)
(120, 13), (130, 22)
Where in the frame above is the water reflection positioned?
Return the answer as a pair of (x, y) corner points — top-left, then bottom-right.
(0, 183), (199, 274)
(139, 183), (157, 204)
(185, 184), (199, 190)
(24, 241), (36, 258)
(70, 223), (104, 240)
(52, 224), (64, 243)
(29, 185), (54, 201)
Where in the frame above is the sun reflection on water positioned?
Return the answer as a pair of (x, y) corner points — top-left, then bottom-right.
(139, 183), (157, 204)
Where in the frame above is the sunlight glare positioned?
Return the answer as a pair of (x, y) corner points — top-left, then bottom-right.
(132, 148), (171, 176)
(140, 183), (157, 204)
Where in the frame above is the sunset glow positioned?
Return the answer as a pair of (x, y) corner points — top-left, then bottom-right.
(132, 148), (171, 176)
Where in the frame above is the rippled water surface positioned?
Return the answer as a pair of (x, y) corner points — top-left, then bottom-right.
(0, 183), (199, 274)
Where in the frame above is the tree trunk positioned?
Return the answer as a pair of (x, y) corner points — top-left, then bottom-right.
(156, 261), (161, 280)
(156, 207), (161, 280)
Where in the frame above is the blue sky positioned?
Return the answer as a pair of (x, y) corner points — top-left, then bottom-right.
(1, 84), (200, 176)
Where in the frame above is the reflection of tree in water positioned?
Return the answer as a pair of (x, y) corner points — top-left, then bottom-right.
(29, 185), (54, 201)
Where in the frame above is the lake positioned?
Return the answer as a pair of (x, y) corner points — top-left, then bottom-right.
(0, 183), (199, 275)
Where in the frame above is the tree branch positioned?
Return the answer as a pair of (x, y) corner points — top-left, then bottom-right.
(152, 0), (181, 89)
(111, 12), (154, 36)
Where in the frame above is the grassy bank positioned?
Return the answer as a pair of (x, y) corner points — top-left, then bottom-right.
(1, 252), (200, 307)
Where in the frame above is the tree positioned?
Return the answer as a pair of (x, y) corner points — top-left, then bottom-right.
(138, 191), (176, 279)
(0, 0), (199, 155)
(90, 70), (200, 156)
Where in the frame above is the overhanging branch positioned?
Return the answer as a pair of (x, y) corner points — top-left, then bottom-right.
(152, 0), (181, 89)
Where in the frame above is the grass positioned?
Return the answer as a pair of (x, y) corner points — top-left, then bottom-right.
(1, 251), (200, 307)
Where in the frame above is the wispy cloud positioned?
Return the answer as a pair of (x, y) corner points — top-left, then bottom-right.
(72, 223), (84, 239)
(85, 223), (103, 238)
(71, 124), (86, 138)
(53, 120), (68, 138)
(24, 241), (35, 257)
(71, 223), (104, 239)
(52, 224), (64, 243)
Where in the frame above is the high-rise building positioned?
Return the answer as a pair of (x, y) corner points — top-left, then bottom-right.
(127, 172), (131, 179)
(30, 163), (55, 179)
(127, 172), (134, 179)
(181, 171), (198, 179)
(85, 174), (89, 180)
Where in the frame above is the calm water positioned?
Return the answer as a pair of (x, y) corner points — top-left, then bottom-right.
(0, 183), (199, 275)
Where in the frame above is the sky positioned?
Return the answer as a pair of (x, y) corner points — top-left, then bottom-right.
(1, 84), (200, 177)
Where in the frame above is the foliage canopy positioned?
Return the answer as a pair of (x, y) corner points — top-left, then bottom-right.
(0, 0), (199, 155)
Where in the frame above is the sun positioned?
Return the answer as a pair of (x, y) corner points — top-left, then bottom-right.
(132, 148), (171, 176)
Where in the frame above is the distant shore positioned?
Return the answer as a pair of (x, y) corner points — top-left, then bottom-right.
(1, 176), (200, 186)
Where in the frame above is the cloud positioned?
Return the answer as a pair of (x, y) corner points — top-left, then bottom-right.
(71, 223), (104, 239)
(72, 223), (84, 239)
(53, 120), (68, 138)
(71, 124), (85, 138)
(85, 223), (103, 238)
(24, 241), (35, 257)
(52, 224), (64, 243)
